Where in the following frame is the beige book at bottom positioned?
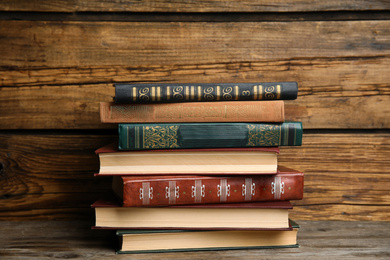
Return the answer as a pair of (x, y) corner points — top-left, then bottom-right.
(116, 220), (299, 254)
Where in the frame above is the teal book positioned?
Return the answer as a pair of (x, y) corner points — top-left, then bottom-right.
(118, 122), (302, 150)
(116, 220), (300, 254)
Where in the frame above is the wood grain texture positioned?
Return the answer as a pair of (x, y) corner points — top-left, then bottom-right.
(1, 57), (389, 129)
(1, 84), (389, 129)
(0, 133), (389, 221)
(0, 0), (389, 12)
(0, 221), (389, 259)
(0, 20), (389, 68)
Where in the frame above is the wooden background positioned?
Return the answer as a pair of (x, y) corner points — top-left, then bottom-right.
(0, 1), (389, 222)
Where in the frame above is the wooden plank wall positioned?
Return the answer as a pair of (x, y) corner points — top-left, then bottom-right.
(0, 1), (389, 221)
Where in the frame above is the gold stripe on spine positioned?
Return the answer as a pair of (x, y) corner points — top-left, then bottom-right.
(157, 87), (161, 101)
(277, 85), (281, 99)
(191, 86), (195, 100)
(132, 87), (137, 102)
(253, 85), (258, 100)
(198, 86), (202, 101)
(235, 86), (239, 100)
(185, 86), (189, 100)
(259, 85), (263, 100)
(216, 85), (220, 100)
(167, 86), (171, 100)
(151, 87), (156, 101)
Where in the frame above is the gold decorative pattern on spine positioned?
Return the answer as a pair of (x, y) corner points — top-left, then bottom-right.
(277, 85), (281, 99)
(167, 86), (171, 100)
(143, 125), (180, 149)
(253, 85), (258, 100)
(191, 86), (195, 100)
(247, 124), (281, 146)
(216, 85), (220, 100)
(132, 87), (137, 102)
(235, 86), (239, 100)
(264, 85), (275, 99)
(204, 86), (214, 101)
(198, 86), (202, 101)
(259, 85), (263, 100)
(157, 87), (161, 101)
(185, 86), (189, 100)
(151, 87), (156, 101)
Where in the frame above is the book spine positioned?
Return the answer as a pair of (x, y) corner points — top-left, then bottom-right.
(116, 173), (304, 207)
(118, 122), (302, 150)
(114, 82), (298, 103)
(100, 101), (285, 123)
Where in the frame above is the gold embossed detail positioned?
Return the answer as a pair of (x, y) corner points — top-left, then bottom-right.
(204, 87), (214, 100)
(143, 125), (180, 149)
(222, 87), (233, 100)
(173, 86), (184, 100)
(247, 124), (281, 146)
(139, 87), (150, 101)
(264, 85), (276, 99)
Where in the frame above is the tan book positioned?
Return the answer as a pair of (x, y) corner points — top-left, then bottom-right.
(116, 220), (299, 254)
(92, 198), (292, 230)
(100, 101), (284, 123)
(96, 144), (279, 175)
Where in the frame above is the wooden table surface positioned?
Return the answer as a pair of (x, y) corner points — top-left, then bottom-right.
(1, 220), (389, 259)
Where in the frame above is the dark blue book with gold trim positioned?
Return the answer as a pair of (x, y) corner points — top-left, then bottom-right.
(114, 82), (298, 103)
(118, 122), (302, 150)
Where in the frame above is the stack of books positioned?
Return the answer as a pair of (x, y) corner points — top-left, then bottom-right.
(93, 82), (303, 254)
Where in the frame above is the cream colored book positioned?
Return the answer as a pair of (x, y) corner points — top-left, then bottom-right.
(96, 144), (279, 175)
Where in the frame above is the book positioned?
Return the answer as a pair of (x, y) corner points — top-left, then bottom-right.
(114, 82), (298, 103)
(112, 166), (303, 206)
(116, 220), (299, 254)
(118, 122), (302, 150)
(96, 144), (279, 175)
(92, 198), (292, 230)
(100, 100), (285, 123)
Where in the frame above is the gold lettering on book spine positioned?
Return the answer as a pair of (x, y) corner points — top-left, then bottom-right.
(143, 125), (180, 149)
(247, 124), (281, 146)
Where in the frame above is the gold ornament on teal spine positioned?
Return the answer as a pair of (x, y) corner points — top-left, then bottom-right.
(246, 124), (281, 146)
(143, 125), (180, 149)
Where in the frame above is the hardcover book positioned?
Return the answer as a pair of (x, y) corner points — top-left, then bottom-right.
(112, 166), (303, 206)
(96, 144), (279, 175)
(100, 101), (285, 123)
(118, 122), (302, 150)
(116, 220), (299, 254)
(92, 198), (292, 230)
(114, 82), (298, 103)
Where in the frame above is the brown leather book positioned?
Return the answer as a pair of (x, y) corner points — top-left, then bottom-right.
(100, 101), (284, 123)
(112, 166), (303, 207)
